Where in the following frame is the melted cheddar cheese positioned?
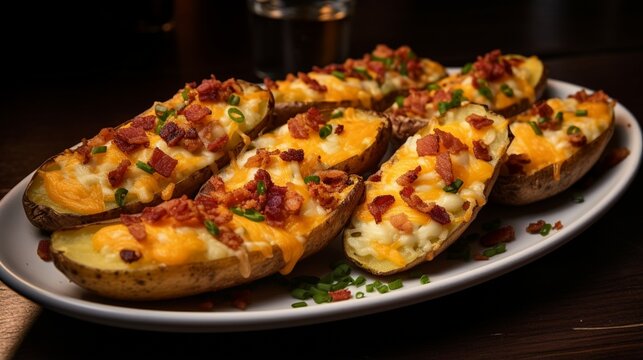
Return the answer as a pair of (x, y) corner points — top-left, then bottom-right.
(30, 83), (271, 214)
(345, 104), (510, 272)
(507, 96), (614, 176)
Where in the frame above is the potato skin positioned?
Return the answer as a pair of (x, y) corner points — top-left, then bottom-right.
(491, 115), (615, 205)
(23, 81), (274, 232)
(51, 175), (364, 301)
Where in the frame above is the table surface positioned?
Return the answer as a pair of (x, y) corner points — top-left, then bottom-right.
(2, 1), (643, 358)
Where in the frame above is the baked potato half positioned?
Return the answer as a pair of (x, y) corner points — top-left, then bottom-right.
(24, 77), (274, 231)
(267, 44), (447, 125)
(389, 49), (546, 140)
(344, 104), (510, 275)
(491, 90), (615, 205)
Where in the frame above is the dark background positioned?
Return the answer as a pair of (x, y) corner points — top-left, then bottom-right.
(2, 0), (642, 358)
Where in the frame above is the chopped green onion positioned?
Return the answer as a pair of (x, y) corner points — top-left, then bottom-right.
(427, 83), (441, 91)
(308, 286), (327, 296)
(331, 280), (350, 291)
(204, 220), (220, 236)
(482, 243), (507, 258)
(227, 94), (240, 106)
(438, 101), (449, 115)
(482, 218), (501, 231)
(155, 104), (168, 117)
(528, 121), (543, 136)
(575, 109), (588, 116)
(388, 279), (403, 290)
(331, 109), (344, 119)
(291, 288), (310, 300)
(333, 263), (351, 278)
(291, 301), (308, 308)
(538, 117), (548, 124)
(366, 283), (375, 293)
(353, 275), (366, 287)
(136, 161), (155, 174)
(331, 70), (345, 80)
(372, 280), (382, 288)
(91, 146), (107, 154)
(420, 274), (430, 284)
(319, 124), (332, 139)
(571, 191), (584, 203)
(175, 102), (186, 112)
(228, 107), (245, 123)
(540, 223), (552, 236)
(500, 84), (514, 97)
(353, 67), (372, 80)
(181, 88), (190, 101)
(230, 207), (244, 216)
(316, 282), (331, 291)
(242, 209), (265, 222)
(395, 95), (406, 107)
(356, 291), (365, 299)
(555, 111), (564, 122)
(437, 89), (464, 115)
(478, 86), (493, 102)
(304, 175), (320, 184)
(257, 180), (266, 195)
(567, 125), (581, 135)
(399, 61), (408, 76)
(443, 178), (464, 193)
(114, 188), (128, 207)
(376, 285), (389, 294)
(313, 293), (331, 304)
(461, 62), (473, 74)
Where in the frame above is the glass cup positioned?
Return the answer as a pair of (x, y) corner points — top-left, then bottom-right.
(248, 0), (355, 80)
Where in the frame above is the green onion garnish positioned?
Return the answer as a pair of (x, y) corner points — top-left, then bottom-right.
(366, 283), (375, 293)
(482, 243), (507, 258)
(567, 125), (581, 135)
(313, 293), (331, 304)
(478, 86), (493, 102)
(227, 94), (240, 106)
(575, 109), (588, 116)
(331, 110), (344, 119)
(356, 291), (365, 299)
(438, 89), (464, 115)
(427, 83), (441, 91)
(319, 124), (332, 139)
(228, 107), (245, 123)
(333, 263), (351, 278)
(376, 285), (389, 294)
(388, 279), (403, 290)
(443, 178), (464, 193)
(136, 161), (155, 174)
(257, 180), (266, 195)
(242, 209), (265, 222)
(230, 207), (244, 216)
(353, 67), (372, 80)
(291, 301), (308, 308)
(353, 275), (366, 287)
(291, 288), (310, 300)
(331, 70), (345, 80)
(395, 95), (406, 107)
(500, 84), (514, 97)
(91, 146), (107, 154)
(528, 121), (543, 136)
(316, 282), (331, 291)
(420, 274), (430, 284)
(155, 104), (168, 117)
(204, 220), (220, 236)
(304, 175), (320, 184)
(555, 111), (564, 122)
(461, 62), (473, 74)
(438, 101), (449, 115)
(181, 88), (190, 101)
(538, 117), (548, 124)
(114, 188), (128, 207)
(539, 223), (552, 236)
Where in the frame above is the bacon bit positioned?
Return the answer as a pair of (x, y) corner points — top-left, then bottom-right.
(389, 213), (413, 233)
(553, 221), (564, 230)
(263, 77), (277, 90)
(526, 220), (546, 234)
(334, 124), (344, 135)
(148, 147), (178, 177)
(181, 137), (203, 152)
(164, 195), (202, 226)
(231, 289), (251, 310)
(473, 140), (492, 161)
(399, 187), (433, 214)
(329, 289), (352, 302)
(373, 44), (394, 58)
(298, 72), (327, 92)
(159, 122), (186, 146)
(195, 197), (233, 225)
(435, 128), (468, 154)
(479, 225), (516, 247)
(367, 60), (386, 80)
(368, 195), (395, 223)
(140, 206), (167, 223)
(130, 115), (156, 130)
(185, 127), (199, 139)
(403, 89), (431, 115)
(569, 90), (609, 103)
(367, 171), (382, 182)
(416, 134), (439, 156)
(473, 49), (512, 81)
(197, 76), (241, 102)
(127, 223), (147, 241)
(75, 139), (92, 164)
(207, 134), (229, 152)
(474, 254), (490, 261)
(602, 147), (630, 169)
(184, 104), (212, 124)
(429, 204), (451, 225)
(245, 148), (279, 168)
(462, 201), (471, 210)
(37, 240), (52, 262)
(568, 133), (587, 147)
(396, 166), (422, 187)
(119, 249), (141, 263)
(531, 101), (554, 118)
(505, 153), (531, 175)
(87, 127), (116, 147)
(254, 168), (275, 190)
(264, 185), (288, 227)
(108, 159), (131, 188)
(319, 170), (349, 192)
(113, 126), (149, 153)
(436, 152), (454, 184)
(284, 189), (304, 215)
(219, 227), (243, 250)
(279, 148), (304, 162)
(120, 214), (142, 225)
(287, 107), (324, 139)
(432, 89), (451, 105)
(466, 114), (494, 130)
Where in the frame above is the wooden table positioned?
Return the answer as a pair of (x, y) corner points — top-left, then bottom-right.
(2, 1), (642, 358)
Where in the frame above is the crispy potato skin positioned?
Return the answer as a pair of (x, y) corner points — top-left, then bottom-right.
(23, 81), (274, 232)
(491, 115), (615, 205)
(51, 175), (364, 301)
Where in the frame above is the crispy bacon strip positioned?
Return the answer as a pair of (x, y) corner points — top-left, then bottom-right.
(531, 101), (554, 118)
(159, 122), (186, 146)
(396, 166), (421, 187)
(334, 124), (344, 135)
(130, 115), (156, 130)
(416, 134), (439, 156)
(435, 128), (468, 154)
(429, 204), (450, 225)
(298, 72), (327, 92)
(473, 140), (492, 161)
(466, 114), (494, 130)
(399, 186), (432, 213)
(479, 225), (516, 247)
(436, 152), (454, 184)
(184, 104), (212, 124)
(245, 149), (279, 168)
(279, 148), (304, 162)
(148, 147), (178, 177)
(108, 159), (131, 188)
(127, 223), (147, 241)
(140, 207), (167, 223)
(368, 195), (395, 223)
(113, 126), (149, 153)
(219, 227), (243, 250)
(526, 220), (546, 234)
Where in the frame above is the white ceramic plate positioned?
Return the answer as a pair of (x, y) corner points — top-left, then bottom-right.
(0, 79), (640, 332)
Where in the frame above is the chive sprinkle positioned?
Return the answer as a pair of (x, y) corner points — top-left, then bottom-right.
(319, 124), (332, 139)
(366, 283), (375, 293)
(356, 291), (365, 299)
(376, 285), (390, 294)
(443, 178), (464, 193)
(478, 86), (493, 102)
(567, 125), (581, 135)
(181, 88), (190, 101)
(540, 223), (552, 236)
(204, 220), (220, 236)
(291, 288), (310, 300)
(230, 207), (244, 216)
(257, 180), (266, 195)
(388, 279), (403, 290)
(500, 83), (514, 97)
(427, 82), (441, 91)
(331, 70), (345, 80)
(291, 301), (308, 308)
(353, 67), (372, 80)
(91, 146), (107, 154)
(136, 161), (155, 174)
(330, 109), (344, 119)
(555, 111), (564, 122)
(395, 95), (406, 107)
(242, 209), (265, 222)
(313, 293), (331, 304)
(114, 188), (128, 207)
(399, 61), (408, 76)
(482, 243), (507, 258)
(575, 109), (588, 116)
(353, 275), (366, 287)
(528, 121), (543, 135)
(228, 107), (245, 123)
(420, 274), (430, 284)
(304, 175), (320, 184)
(227, 93), (240, 106)
(461, 62), (473, 74)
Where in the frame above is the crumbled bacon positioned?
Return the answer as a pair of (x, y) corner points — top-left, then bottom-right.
(75, 139), (92, 164)
(120, 214), (142, 225)
(389, 213), (413, 233)
(526, 220), (546, 234)
(287, 107), (324, 139)
(184, 104), (212, 124)
(298, 72), (327, 92)
(245, 149), (279, 168)
(569, 90), (609, 103)
(429, 204), (450, 225)
(318, 170), (349, 192)
(207, 134), (229, 152)
(334, 124), (344, 135)
(130, 115), (156, 130)
(505, 153), (531, 175)
(531, 101), (554, 118)
(219, 227), (243, 250)
(181, 137), (203, 152)
(140, 206), (167, 223)
(263, 77), (277, 90)
(466, 114), (494, 130)
(432, 89), (452, 105)
(601, 147), (630, 169)
(416, 134), (439, 156)
(37, 240), (52, 262)
(473, 140), (492, 161)
(372, 44), (394, 58)
(472, 49), (513, 81)
(403, 89), (431, 115)
(284, 189), (304, 214)
(108, 159), (131, 187)
(127, 223), (147, 241)
(568, 133), (587, 147)
(435, 128), (468, 154)
(367, 171), (382, 182)
(368, 195), (395, 223)
(197, 75), (241, 102)
(148, 147), (178, 177)
(195, 196), (233, 225)
(120, 249), (141, 263)
(279, 148), (304, 162)
(479, 225), (516, 247)
(87, 127), (116, 147)
(264, 185), (288, 227)
(185, 127), (199, 139)
(399, 187), (433, 213)
(113, 126), (149, 153)
(436, 152), (454, 184)
(329, 289), (352, 302)
(159, 122), (186, 146)
(553, 221), (564, 230)
(163, 195), (202, 226)
(396, 166), (422, 187)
